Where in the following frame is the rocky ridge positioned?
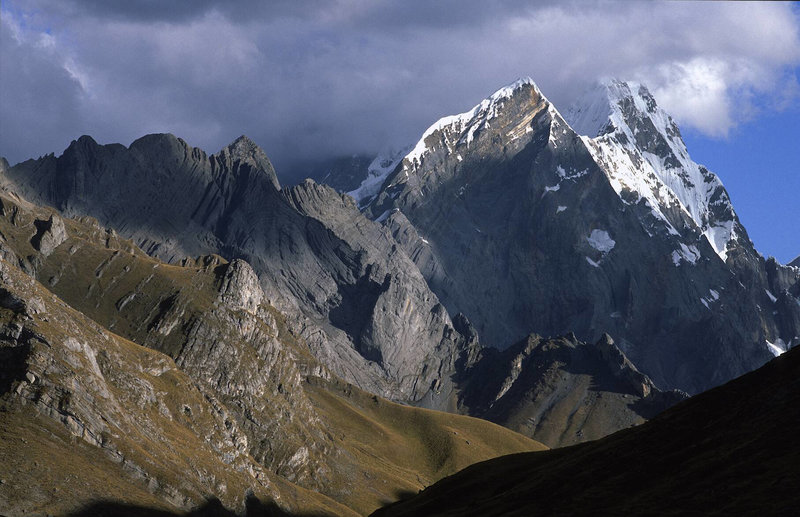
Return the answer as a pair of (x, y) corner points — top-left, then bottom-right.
(1, 134), (468, 406)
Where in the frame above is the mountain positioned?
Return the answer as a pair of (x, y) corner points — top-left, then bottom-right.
(2, 73), (792, 513)
(361, 77), (799, 394)
(0, 129), (688, 450)
(0, 188), (545, 515)
(0, 134), (468, 406)
(452, 332), (686, 447)
(371, 343), (800, 517)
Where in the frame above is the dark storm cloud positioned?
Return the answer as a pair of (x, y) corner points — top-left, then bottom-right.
(1, 1), (798, 174)
(17, 0), (328, 23)
(22, 0), (554, 26)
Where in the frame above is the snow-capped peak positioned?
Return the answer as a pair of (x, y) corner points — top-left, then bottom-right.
(403, 77), (541, 168)
(565, 79), (740, 261)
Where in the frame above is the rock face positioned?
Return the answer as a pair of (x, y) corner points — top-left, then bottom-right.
(361, 77), (800, 394)
(30, 214), (67, 256)
(453, 332), (685, 447)
(1, 134), (469, 404)
(0, 258), (351, 516)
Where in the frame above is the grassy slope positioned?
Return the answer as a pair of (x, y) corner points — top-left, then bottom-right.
(0, 263), (356, 517)
(372, 344), (800, 516)
(304, 378), (546, 513)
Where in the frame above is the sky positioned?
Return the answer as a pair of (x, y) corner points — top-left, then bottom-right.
(1, 1), (798, 262)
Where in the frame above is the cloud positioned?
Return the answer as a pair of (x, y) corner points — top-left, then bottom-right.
(0, 13), (88, 162)
(1, 1), (798, 171)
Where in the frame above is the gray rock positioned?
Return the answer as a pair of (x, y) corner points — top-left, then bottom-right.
(30, 215), (67, 257)
(453, 331), (686, 448)
(362, 77), (799, 394)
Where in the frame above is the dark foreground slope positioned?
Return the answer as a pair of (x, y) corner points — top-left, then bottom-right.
(373, 345), (800, 517)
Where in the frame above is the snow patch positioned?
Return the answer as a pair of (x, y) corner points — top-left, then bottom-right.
(704, 221), (735, 262)
(556, 205), (567, 213)
(700, 289), (720, 309)
(556, 165), (590, 181)
(671, 243), (700, 266)
(587, 229), (615, 253)
(765, 289), (778, 303)
(585, 257), (600, 268)
(543, 184), (560, 194)
(766, 338), (788, 357)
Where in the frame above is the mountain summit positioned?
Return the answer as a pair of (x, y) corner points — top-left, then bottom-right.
(566, 79), (740, 261)
(356, 77), (799, 394)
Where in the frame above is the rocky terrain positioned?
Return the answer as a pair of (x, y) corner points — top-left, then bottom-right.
(452, 332), (685, 447)
(0, 135), (466, 406)
(0, 189), (545, 515)
(0, 125), (684, 451)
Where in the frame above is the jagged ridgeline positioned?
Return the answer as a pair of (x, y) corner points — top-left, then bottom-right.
(0, 189), (544, 515)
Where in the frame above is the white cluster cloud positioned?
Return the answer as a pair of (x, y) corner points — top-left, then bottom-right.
(1, 1), (798, 169)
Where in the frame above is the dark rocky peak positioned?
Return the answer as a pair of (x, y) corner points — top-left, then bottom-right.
(70, 134), (101, 150)
(764, 258), (800, 341)
(454, 332), (687, 447)
(790, 255), (800, 268)
(594, 333), (655, 398)
(283, 178), (359, 220)
(215, 135), (280, 190)
(127, 132), (188, 154)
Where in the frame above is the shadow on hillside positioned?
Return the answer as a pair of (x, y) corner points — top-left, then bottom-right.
(377, 488), (420, 507)
(64, 495), (332, 517)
